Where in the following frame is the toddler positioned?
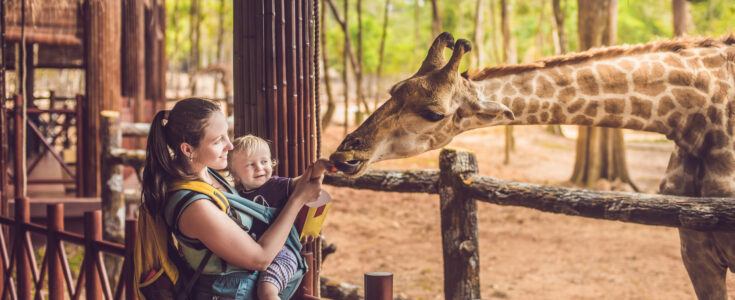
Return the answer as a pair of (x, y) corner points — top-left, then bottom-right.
(227, 135), (317, 300)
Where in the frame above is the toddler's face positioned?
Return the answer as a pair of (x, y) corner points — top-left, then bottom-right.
(230, 147), (274, 190)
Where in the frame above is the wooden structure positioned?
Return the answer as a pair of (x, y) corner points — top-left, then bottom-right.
(233, 0), (321, 297)
(1, 0), (165, 200)
(324, 149), (735, 299)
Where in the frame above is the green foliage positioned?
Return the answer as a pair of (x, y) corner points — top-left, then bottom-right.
(164, 0), (734, 76)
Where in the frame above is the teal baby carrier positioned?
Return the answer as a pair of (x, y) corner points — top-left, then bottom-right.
(163, 169), (307, 300)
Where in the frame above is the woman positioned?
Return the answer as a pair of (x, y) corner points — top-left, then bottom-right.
(141, 98), (324, 299)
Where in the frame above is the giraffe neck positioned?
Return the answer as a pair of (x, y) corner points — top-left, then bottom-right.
(473, 46), (728, 141)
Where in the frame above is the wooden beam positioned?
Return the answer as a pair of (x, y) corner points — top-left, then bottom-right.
(84, 0), (122, 196)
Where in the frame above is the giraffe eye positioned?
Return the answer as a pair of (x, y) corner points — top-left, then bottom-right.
(419, 110), (445, 122)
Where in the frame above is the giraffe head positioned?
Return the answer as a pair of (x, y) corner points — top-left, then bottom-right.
(330, 33), (514, 176)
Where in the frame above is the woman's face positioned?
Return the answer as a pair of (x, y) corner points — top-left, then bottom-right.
(190, 111), (233, 171)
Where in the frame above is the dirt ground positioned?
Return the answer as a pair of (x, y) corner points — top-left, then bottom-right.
(317, 124), (735, 299)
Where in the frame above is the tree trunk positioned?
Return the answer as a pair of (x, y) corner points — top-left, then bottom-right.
(672, 0), (689, 37)
(321, 0), (336, 130)
(343, 0), (349, 135)
(500, 0), (516, 164)
(214, 0), (226, 98)
(547, 0), (566, 136)
(189, 0), (201, 95)
(375, 0), (391, 109)
(488, 0), (501, 65)
(355, 0), (367, 124)
(571, 0), (637, 191)
(472, 0), (485, 68)
(431, 0), (442, 38)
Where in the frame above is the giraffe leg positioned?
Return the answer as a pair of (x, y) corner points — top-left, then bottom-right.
(679, 229), (728, 300)
(660, 149), (730, 299)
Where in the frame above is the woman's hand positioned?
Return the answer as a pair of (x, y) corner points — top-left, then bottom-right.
(290, 160), (329, 205)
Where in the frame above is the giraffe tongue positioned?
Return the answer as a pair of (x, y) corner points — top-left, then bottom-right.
(334, 160), (363, 175)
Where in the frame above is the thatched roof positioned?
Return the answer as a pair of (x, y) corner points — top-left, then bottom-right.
(4, 0), (83, 46)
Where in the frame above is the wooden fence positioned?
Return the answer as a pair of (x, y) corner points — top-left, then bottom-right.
(324, 149), (735, 300)
(0, 199), (136, 299)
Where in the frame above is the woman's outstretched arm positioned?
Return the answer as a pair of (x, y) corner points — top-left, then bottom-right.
(179, 162), (326, 270)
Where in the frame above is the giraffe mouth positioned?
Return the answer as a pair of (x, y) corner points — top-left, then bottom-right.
(333, 160), (365, 175)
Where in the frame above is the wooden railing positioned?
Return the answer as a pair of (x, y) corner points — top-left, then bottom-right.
(0, 198), (136, 300)
(324, 149), (735, 299)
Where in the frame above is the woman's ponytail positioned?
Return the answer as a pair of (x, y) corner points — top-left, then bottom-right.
(141, 110), (172, 215)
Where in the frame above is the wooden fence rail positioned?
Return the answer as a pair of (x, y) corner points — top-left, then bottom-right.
(324, 148), (735, 300)
(0, 198), (136, 299)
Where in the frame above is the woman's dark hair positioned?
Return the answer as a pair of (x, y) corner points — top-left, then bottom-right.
(141, 98), (221, 215)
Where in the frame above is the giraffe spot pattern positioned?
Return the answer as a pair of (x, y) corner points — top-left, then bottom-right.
(527, 115), (539, 124)
(558, 87), (577, 103)
(624, 119), (645, 130)
(576, 69), (600, 96)
(567, 99), (586, 114)
(668, 112), (683, 128)
(705, 151), (735, 176)
(694, 72), (711, 94)
(547, 67), (573, 86)
(502, 84), (518, 96)
(707, 106), (723, 125)
(551, 103), (565, 123)
(604, 98), (626, 114)
(513, 73), (535, 96)
(663, 54), (686, 69)
(512, 97), (526, 116)
(541, 102), (550, 110)
(572, 115), (594, 125)
(599, 116), (623, 127)
(618, 59), (635, 72)
(633, 62), (667, 96)
(583, 102), (599, 117)
(672, 88), (706, 109)
(527, 100), (540, 114)
(644, 121), (668, 134)
(712, 82), (729, 104)
(669, 70), (694, 86)
(702, 54), (726, 69)
(682, 113), (707, 146)
(658, 96), (676, 117)
(686, 57), (702, 69)
(540, 111), (550, 122)
(630, 96), (653, 119)
(501, 96), (512, 107)
(596, 64), (629, 94)
(702, 130), (729, 152)
(535, 76), (555, 98)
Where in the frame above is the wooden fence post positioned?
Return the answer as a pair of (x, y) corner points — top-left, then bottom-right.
(438, 149), (481, 300)
(364, 272), (393, 300)
(48, 204), (65, 300)
(75, 94), (86, 197)
(85, 211), (103, 300)
(124, 218), (137, 300)
(15, 197), (31, 299)
(100, 111), (125, 242)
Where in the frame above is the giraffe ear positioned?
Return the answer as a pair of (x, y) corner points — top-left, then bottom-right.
(476, 101), (514, 121)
